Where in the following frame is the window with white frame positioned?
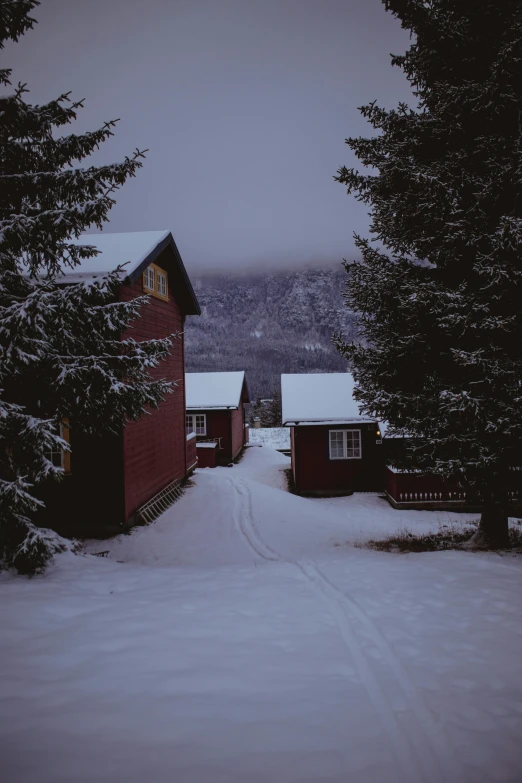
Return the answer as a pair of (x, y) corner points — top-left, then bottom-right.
(45, 418), (71, 473)
(329, 429), (361, 460)
(157, 269), (167, 298)
(47, 441), (65, 469)
(185, 413), (207, 436)
(143, 266), (155, 293)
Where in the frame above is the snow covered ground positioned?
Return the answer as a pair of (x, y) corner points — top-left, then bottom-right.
(1, 444), (522, 782)
(249, 425), (290, 449)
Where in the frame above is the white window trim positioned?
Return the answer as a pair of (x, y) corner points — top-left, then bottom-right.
(143, 266), (155, 293)
(186, 413), (207, 436)
(45, 419), (71, 473)
(329, 429), (362, 460)
(157, 269), (167, 298)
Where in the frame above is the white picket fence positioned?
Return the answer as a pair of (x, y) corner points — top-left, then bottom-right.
(396, 488), (522, 503)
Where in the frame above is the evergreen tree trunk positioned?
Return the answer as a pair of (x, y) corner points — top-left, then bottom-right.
(468, 492), (510, 550)
(478, 502), (509, 549)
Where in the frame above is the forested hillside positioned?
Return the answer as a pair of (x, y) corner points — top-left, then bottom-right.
(184, 269), (357, 398)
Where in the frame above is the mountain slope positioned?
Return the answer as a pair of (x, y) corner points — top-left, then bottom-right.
(184, 269), (357, 398)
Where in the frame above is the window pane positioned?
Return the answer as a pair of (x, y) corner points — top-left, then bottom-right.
(329, 431), (345, 459)
(346, 430), (361, 458)
(195, 415), (206, 434)
(185, 415), (194, 435)
(45, 447), (63, 468)
(157, 272), (167, 297)
(144, 267), (154, 291)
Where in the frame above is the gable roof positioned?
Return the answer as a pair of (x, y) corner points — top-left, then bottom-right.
(185, 371), (250, 410)
(281, 372), (376, 425)
(57, 230), (200, 315)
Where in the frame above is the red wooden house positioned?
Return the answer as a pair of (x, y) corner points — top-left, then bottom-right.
(185, 371), (250, 466)
(37, 230), (200, 537)
(282, 373), (384, 496)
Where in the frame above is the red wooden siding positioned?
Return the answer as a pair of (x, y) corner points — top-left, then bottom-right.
(292, 424), (384, 496)
(196, 443), (218, 468)
(120, 270), (187, 523)
(385, 467), (466, 506)
(386, 465), (522, 509)
(186, 433), (197, 473)
(230, 404), (245, 459)
(197, 410), (231, 460)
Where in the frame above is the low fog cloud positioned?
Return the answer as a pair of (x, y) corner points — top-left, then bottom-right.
(5, 0), (413, 273)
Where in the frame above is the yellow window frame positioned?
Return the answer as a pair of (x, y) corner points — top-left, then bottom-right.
(143, 263), (169, 301)
(61, 417), (71, 474)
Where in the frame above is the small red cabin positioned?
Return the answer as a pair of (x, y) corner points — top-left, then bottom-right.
(282, 373), (384, 496)
(37, 230), (200, 537)
(185, 371), (250, 464)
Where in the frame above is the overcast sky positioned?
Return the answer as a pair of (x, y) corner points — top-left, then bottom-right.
(6, 0), (413, 272)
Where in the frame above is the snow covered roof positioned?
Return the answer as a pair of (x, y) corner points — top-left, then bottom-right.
(55, 230), (200, 315)
(281, 373), (376, 426)
(186, 371), (250, 410)
(57, 231), (171, 282)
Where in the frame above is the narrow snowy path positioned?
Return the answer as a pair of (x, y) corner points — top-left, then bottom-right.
(1, 446), (522, 783)
(227, 473), (449, 783)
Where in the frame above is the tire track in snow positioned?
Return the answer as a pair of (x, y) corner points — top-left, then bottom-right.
(296, 560), (454, 783)
(227, 475), (452, 782)
(228, 478), (280, 562)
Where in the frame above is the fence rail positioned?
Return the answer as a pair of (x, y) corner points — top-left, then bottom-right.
(386, 465), (522, 507)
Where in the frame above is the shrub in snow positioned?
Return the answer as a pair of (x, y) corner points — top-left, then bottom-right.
(0, 2), (177, 573)
(362, 521), (522, 555)
(0, 513), (79, 576)
(335, 0), (522, 549)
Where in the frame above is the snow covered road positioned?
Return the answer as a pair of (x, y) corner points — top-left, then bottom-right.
(1, 446), (522, 782)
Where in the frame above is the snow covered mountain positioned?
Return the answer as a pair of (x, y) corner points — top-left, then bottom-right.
(184, 269), (357, 398)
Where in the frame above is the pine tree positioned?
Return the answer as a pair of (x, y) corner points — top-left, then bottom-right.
(249, 395), (277, 428)
(266, 388), (282, 427)
(250, 396), (264, 427)
(0, 1), (178, 573)
(334, 0), (522, 548)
